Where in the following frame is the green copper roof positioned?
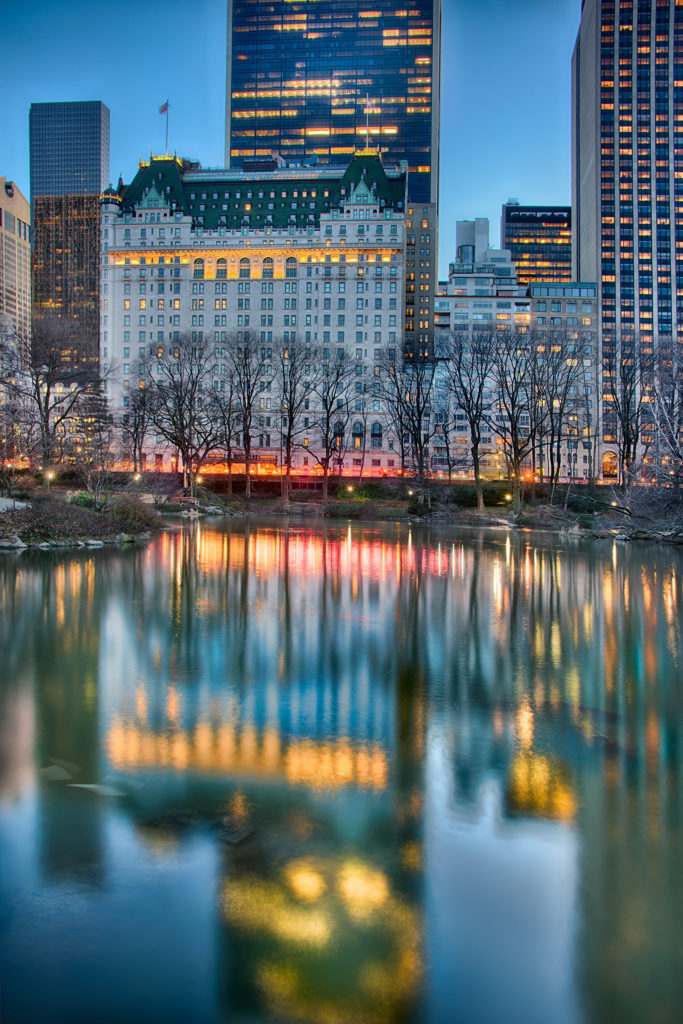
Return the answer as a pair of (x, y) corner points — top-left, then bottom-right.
(113, 152), (405, 230)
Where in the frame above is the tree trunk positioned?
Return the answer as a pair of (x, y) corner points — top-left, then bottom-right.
(472, 443), (485, 512)
(322, 463), (329, 504)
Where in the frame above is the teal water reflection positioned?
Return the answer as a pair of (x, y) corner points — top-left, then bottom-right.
(0, 521), (681, 1024)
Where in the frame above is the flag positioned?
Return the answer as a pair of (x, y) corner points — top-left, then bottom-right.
(159, 101), (168, 114)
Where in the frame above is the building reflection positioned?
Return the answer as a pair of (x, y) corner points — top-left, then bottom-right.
(0, 523), (682, 1022)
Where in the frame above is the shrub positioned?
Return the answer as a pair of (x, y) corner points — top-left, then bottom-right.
(70, 491), (96, 509)
(109, 495), (162, 530)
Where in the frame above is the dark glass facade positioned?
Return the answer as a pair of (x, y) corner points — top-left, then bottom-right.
(29, 102), (110, 197)
(226, 0), (440, 205)
(501, 204), (572, 286)
(30, 101), (110, 371)
(575, 0), (681, 345)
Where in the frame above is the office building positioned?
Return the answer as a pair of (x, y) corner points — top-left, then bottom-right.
(501, 202), (572, 285)
(434, 219), (598, 480)
(225, 0), (441, 358)
(0, 178), (31, 355)
(29, 101), (110, 370)
(101, 151), (407, 474)
(572, 0), (682, 455)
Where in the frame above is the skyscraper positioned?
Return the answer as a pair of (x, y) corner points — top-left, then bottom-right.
(500, 202), (572, 286)
(0, 178), (31, 353)
(572, 0), (682, 345)
(29, 101), (110, 370)
(225, 0), (441, 357)
(226, 1), (440, 204)
(572, 0), (682, 473)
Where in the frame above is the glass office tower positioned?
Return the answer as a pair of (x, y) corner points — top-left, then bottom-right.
(573, 0), (681, 346)
(30, 101), (110, 198)
(226, 1), (440, 205)
(226, 1), (441, 357)
(501, 203), (572, 286)
(29, 101), (110, 370)
(573, 0), (683, 470)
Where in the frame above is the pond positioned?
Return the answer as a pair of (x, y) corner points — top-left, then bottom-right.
(0, 520), (681, 1024)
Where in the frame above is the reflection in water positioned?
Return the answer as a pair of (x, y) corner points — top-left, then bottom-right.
(0, 522), (681, 1024)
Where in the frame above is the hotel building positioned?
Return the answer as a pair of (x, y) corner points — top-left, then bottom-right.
(100, 151), (407, 473)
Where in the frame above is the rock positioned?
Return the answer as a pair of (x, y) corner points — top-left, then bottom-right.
(116, 533), (135, 544)
(84, 539), (104, 548)
(0, 535), (27, 549)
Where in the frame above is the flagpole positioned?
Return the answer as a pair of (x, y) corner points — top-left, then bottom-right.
(165, 100), (169, 154)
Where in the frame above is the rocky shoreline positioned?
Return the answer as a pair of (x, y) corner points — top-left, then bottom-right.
(0, 531), (152, 551)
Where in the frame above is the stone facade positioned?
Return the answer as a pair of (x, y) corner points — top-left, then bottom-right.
(100, 151), (408, 474)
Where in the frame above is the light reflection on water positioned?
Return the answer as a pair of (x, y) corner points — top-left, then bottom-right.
(0, 520), (682, 1024)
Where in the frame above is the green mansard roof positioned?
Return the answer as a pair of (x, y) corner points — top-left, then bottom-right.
(112, 151), (406, 230)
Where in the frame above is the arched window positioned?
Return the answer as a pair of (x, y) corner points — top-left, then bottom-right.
(352, 421), (364, 449)
(371, 422), (382, 449)
(239, 257), (251, 279)
(262, 257), (274, 279)
(216, 258), (227, 279)
(285, 257), (297, 278)
(193, 258), (204, 279)
(602, 451), (618, 479)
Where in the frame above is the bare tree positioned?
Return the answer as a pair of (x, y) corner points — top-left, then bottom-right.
(534, 330), (584, 503)
(1, 317), (102, 466)
(350, 396), (371, 484)
(227, 334), (266, 500)
(486, 329), (535, 514)
(120, 376), (153, 473)
(307, 352), (352, 503)
(71, 388), (115, 505)
(602, 336), (653, 507)
(445, 328), (496, 511)
(431, 379), (459, 485)
(379, 350), (438, 493)
(650, 341), (683, 491)
(147, 333), (221, 495)
(214, 375), (240, 498)
(576, 345), (601, 485)
(378, 352), (410, 477)
(272, 339), (318, 502)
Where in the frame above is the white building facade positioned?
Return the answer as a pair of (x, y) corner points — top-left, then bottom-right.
(100, 151), (408, 475)
(433, 219), (600, 482)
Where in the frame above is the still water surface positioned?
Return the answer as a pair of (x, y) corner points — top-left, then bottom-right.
(0, 520), (681, 1024)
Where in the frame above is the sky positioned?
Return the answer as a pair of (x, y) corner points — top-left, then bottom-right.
(0, 0), (581, 277)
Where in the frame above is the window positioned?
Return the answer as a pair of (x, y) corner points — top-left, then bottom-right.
(263, 257), (273, 278)
(285, 257), (297, 278)
(193, 258), (204, 279)
(216, 258), (227, 279)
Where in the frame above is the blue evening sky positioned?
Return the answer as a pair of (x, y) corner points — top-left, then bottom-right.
(1, 0), (580, 277)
